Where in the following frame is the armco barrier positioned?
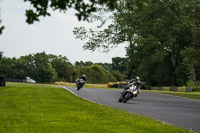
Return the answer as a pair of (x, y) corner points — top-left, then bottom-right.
(6, 79), (26, 83)
(151, 86), (192, 92)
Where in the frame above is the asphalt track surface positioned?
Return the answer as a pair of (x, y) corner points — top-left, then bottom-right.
(65, 87), (200, 132)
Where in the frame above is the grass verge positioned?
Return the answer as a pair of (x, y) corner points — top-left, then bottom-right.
(0, 84), (192, 133)
(142, 90), (200, 100)
(54, 81), (120, 89)
(159, 91), (200, 100)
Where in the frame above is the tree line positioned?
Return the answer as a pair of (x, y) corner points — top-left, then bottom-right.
(0, 51), (127, 84)
(1, 0), (200, 87)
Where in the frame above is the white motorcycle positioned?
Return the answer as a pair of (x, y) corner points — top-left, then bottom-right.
(119, 81), (139, 103)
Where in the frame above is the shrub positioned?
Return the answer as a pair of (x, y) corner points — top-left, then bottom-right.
(192, 87), (200, 92)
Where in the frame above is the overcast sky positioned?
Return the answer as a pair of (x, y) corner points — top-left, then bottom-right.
(0, 0), (127, 64)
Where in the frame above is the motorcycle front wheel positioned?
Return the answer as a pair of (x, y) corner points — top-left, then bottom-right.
(122, 93), (133, 103)
(77, 84), (82, 91)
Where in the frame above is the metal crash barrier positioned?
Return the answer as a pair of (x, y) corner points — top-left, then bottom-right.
(151, 86), (192, 92)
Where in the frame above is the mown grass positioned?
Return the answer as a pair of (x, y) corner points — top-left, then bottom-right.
(142, 90), (200, 100)
(0, 84), (193, 133)
(158, 91), (200, 100)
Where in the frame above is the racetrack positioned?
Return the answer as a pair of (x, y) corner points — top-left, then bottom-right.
(65, 87), (200, 133)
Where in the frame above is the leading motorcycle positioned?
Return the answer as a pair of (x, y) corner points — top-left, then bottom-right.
(119, 81), (139, 103)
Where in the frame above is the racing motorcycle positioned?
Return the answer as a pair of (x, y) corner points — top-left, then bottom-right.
(119, 81), (139, 103)
(76, 79), (85, 91)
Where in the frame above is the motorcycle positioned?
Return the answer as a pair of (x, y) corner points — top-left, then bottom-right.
(119, 81), (139, 103)
(76, 79), (85, 91)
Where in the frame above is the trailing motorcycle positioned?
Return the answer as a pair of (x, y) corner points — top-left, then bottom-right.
(76, 79), (85, 91)
(119, 81), (139, 103)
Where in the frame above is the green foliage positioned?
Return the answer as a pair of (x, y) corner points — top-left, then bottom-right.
(74, 0), (200, 86)
(49, 54), (78, 82)
(111, 71), (124, 81)
(119, 0), (200, 86)
(0, 19), (4, 36)
(79, 64), (117, 84)
(112, 57), (128, 74)
(0, 57), (16, 79)
(75, 61), (94, 67)
(187, 80), (200, 89)
(0, 3), (4, 35)
(0, 0), (149, 35)
(0, 52), (126, 84)
(96, 62), (112, 72)
(25, 10), (40, 24)
(0, 51), (3, 61)
(181, 47), (200, 82)
(74, 59), (125, 83)
(191, 87), (200, 92)
(80, 65), (116, 84)
(24, 0), (118, 24)
(0, 52), (57, 83)
(23, 0), (149, 24)
(29, 52), (57, 83)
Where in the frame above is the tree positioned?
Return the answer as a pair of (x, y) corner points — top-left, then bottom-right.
(49, 54), (77, 82)
(74, 0), (200, 86)
(0, 4), (4, 36)
(24, 0), (118, 24)
(33, 52), (57, 83)
(19, 54), (36, 79)
(0, 0), (148, 35)
(0, 19), (4, 36)
(125, 0), (200, 86)
(74, 61), (85, 67)
(24, 0), (149, 24)
(112, 57), (128, 74)
(0, 57), (15, 78)
(79, 64), (117, 84)
(0, 51), (3, 60)
(111, 71), (124, 81)
(181, 47), (200, 82)
(74, 61), (94, 67)
(96, 62), (112, 72)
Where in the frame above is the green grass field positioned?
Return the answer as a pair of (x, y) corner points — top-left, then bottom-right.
(0, 84), (193, 133)
(158, 91), (200, 100)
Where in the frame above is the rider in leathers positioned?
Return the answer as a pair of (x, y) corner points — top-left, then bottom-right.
(76, 74), (87, 86)
(124, 76), (141, 97)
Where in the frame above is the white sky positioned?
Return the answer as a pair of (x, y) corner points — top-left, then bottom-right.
(0, 0), (127, 64)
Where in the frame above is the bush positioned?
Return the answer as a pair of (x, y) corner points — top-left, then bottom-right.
(79, 64), (117, 84)
(192, 87), (200, 92)
(187, 80), (200, 87)
(187, 80), (200, 92)
(111, 71), (124, 81)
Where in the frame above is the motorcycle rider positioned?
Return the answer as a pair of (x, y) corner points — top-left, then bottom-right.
(124, 76), (141, 97)
(76, 74), (87, 86)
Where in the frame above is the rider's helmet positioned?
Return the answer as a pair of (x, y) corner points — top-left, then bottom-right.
(82, 74), (86, 77)
(136, 76), (140, 81)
